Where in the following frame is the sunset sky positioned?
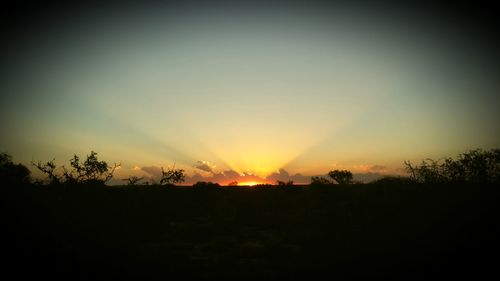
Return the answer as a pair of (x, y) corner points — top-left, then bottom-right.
(1, 1), (499, 184)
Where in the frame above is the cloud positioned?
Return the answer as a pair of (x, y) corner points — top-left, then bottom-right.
(368, 165), (387, 172)
(194, 160), (216, 173)
(184, 169), (266, 185)
(352, 172), (384, 183)
(289, 173), (311, 184)
(265, 169), (311, 184)
(141, 166), (162, 179)
(222, 170), (241, 179)
(186, 168), (314, 185)
(265, 169), (290, 182)
(139, 165), (400, 185)
(189, 172), (205, 183)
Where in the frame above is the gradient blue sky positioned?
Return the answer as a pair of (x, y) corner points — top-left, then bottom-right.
(1, 2), (499, 184)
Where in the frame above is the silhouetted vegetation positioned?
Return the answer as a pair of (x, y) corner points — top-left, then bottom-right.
(0, 152), (30, 185)
(310, 175), (333, 186)
(328, 169), (353, 184)
(1, 148), (500, 279)
(159, 166), (185, 185)
(31, 151), (119, 186)
(276, 180), (294, 186)
(369, 176), (413, 185)
(122, 176), (146, 186)
(2, 181), (498, 280)
(405, 149), (500, 184)
(193, 181), (220, 189)
(31, 159), (60, 184)
(254, 183), (273, 187)
(310, 169), (354, 186)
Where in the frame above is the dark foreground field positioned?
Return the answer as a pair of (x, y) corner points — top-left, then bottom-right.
(1, 184), (499, 280)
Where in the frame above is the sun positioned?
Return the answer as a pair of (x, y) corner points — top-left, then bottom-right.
(238, 181), (261, 186)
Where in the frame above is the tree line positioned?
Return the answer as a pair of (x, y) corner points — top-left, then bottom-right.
(1, 149), (499, 187)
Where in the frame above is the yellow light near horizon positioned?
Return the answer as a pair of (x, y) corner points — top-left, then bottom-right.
(238, 181), (261, 186)
(211, 147), (303, 178)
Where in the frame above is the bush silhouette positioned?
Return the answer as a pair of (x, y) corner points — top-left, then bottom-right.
(276, 180), (294, 186)
(32, 151), (120, 185)
(63, 151), (119, 185)
(310, 176), (332, 186)
(20, 147), (500, 187)
(404, 158), (448, 184)
(122, 176), (145, 186)
(31, 159), (60, 184)
(0, 152), (30, 185)
(369, 176), (413, 185)
(193, 181), (220, 189)
(328, 170), (353, 184)
(405, 149), (500, 184)
(159, 166), (185, 185)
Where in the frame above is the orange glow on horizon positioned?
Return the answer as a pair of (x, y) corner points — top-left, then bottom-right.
(238, 181), (262, 186)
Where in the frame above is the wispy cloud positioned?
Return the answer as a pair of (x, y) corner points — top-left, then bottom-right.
(183, 168), (312, 185)
(264, 169), (310, 184)
(194, 160), (216, 173)
(367, 165), (387, 172)
(141, 166), (162, 179)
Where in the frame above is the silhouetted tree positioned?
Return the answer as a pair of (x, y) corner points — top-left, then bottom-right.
(62, 151), (119, 185)
(369, 176), (413, 185)
(1, 152), (31, 185)
(122, 176), (144, 185)
(32, 151), (120, 185)
(452, 149), (500, 183)
(310, 176), (332, 186)
(254, 183), (272, 187)
(193, 181), (220, 189)
(328, 170), (353, 184)
(404, 159), (447, 184)
(227, 181), (238, 186)
(404, 149), (500, 184)
(276, 180), (294, 186)
(160, 166), (185, 185)
(31, 159), (60, 184)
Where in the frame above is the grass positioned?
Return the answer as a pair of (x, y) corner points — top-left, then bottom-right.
(1, 183), (499, 280)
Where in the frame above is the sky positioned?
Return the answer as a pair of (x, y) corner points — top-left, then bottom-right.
(1, 1), (499, 184)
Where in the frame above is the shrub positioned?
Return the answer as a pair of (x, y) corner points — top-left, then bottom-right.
(310, 176), (332, 186)
(122, 176), (145, 186)
(31, 159), (60, 184)
(276, 180), (294, 186)
(369, 176), (413, 185)
(160, 166), (185, 185)
(405, 149), (500, 184)
(0, 152), (31, 185)
(328, 170), (353, 184)
(32, 151), (120, 185)
(193, 181), (220, 189)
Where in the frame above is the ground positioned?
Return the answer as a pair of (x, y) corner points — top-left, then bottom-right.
(1, 184), (499, 280)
